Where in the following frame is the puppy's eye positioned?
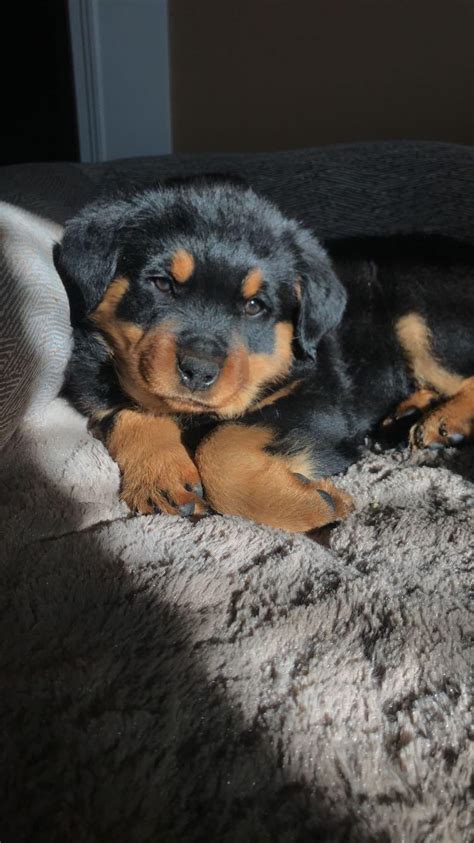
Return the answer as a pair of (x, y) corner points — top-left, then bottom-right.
(150, 276), (172, 293)
(244, 298), (265, 317)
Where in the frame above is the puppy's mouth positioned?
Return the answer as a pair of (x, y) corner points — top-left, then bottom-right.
(159, 397), (227, 416)
(154, 387), (243, 415)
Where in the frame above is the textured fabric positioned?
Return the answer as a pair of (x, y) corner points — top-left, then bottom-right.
(0, 142), (473, 244)
(0, 203), (69, 448)
(0, 399), (472, 842)
(0, 162), (96, 224)
(93, 141), (474, 246)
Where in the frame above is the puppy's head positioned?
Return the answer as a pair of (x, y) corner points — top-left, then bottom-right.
(54, 177), (346, 417)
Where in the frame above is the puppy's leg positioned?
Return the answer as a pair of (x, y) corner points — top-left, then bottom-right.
(195, 424), (353, 532)
(410, 377), (474, 449)
(99, 410), (206, 515)
(382, 387), (441, 427)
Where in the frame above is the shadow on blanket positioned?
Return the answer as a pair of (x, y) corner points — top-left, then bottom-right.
(1, 459), (356, 843)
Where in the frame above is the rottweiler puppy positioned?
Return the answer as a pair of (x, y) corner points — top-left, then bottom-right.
(54, 177), (474, 532)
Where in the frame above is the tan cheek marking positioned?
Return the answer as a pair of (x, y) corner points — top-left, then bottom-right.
(116, 326), (180, 413)
(171, 249), (195, 283)
(210, 345), (249, 399)
(91, 276), (129, 322)
(247, 321), (294, 389)
(242, 268), (263, 299)
(396, 313), (464, 396)
(90, 276), (144, 351)
(215, 321), (294, 418)
(294, 279), (302, 301)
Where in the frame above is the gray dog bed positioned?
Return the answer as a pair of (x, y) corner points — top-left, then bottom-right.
(0, 142), (472, 842)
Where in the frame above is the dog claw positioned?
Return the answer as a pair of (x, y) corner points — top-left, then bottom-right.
(413, 426), (425, 448)
(179, 501), (195, 517)
(294, 472), (312, 485)
(396, 407), (419, 421)
(428, 442), (445, 451)
(185, 481), (204, 498)
(147, 497), (161, 513)
(438, 422), (448, 438)
(447, 433), (465, 446)
(317, 489), (336, 511)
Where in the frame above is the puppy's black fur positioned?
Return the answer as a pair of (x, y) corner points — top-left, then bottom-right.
(54, 176), (474, 528)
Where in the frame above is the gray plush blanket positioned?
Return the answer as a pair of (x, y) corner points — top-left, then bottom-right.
(1, 399), (472, 843)
(0, 144), (473, 842)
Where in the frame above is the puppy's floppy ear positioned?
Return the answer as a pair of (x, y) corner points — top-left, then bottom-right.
(53, 200), (128, 326)
(293, 228), (347, 360)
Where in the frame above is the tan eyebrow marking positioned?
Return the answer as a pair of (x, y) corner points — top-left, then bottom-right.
(170, 249), (195, 283)
(242, 268), (263, 299)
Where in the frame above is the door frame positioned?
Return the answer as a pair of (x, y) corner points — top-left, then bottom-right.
(67, 0), (172, 162)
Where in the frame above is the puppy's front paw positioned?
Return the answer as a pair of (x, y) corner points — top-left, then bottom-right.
(410, 409), (471, 451)
(196, 424), (354, 532)
(107, 410), (207, 517)
(409, 379), (474, 451)
(121, 446), (207, 516)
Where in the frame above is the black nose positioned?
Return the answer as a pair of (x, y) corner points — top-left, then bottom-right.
(177, 353), (220, 391)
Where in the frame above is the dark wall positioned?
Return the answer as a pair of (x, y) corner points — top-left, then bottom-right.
(169, 0), (474, 154)
(1, 1), (78, 165)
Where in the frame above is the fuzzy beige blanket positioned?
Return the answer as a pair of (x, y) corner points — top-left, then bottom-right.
(1, 396), (472, 842)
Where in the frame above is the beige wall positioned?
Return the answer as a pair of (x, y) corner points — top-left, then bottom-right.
(169, 0), (474, 153)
